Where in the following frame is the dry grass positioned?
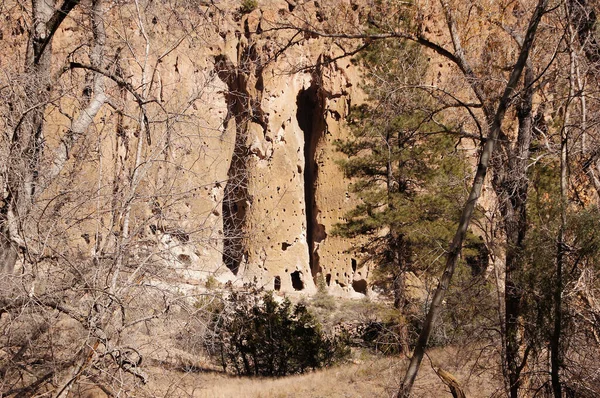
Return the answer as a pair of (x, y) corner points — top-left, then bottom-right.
(131, 346), (500, 398)
(71, 294), (501, 398)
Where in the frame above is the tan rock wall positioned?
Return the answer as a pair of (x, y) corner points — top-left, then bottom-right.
(0, 0), (368, 295)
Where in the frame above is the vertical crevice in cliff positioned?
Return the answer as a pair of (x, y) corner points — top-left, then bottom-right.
(296, 79), (327, 280)
(221, 138), (248, 275)
(216, 55), (249, 275)
(214, 22), (268, 275)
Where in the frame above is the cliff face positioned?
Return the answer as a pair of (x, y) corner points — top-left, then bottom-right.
(2, 0), (369, 295)
(214, 13), (364, 294)
(196, 4), (368, 295)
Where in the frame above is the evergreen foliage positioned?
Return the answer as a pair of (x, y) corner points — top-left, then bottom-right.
(334, 38), (479, 309)
(205, 289), (349, 376)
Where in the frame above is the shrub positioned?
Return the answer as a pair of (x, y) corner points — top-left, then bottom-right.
(333, 300), (411, 355)
(204, 275), (219, 290)
(205, 289), (349, 376)
(311, 274), (337, 311)
(239, 0), (258, 14)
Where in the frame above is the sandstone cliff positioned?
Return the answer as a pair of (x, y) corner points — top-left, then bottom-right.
(1, 0), (371, 296)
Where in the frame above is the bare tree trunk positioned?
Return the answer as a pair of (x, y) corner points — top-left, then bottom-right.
(494, 62), (535, 398)
(0, 234), (17, 276)
(566, 0), (600, 203)
(551, 118), (566, 398)
(392, 233), (409, 311)
(0, 0), (82, 280)
(0, 0), (55, 277)
(398, 1), (548, 396)
(551, 8), (576, 395)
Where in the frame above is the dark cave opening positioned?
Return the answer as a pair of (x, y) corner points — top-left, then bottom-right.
(465, 238), (490, 276)
(291, 271), (304, 291)
(352, 279), (367, 294)
(221, 145), (248, 275)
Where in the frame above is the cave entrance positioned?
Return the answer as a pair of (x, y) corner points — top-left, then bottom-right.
(296, 82), (326, 282)
(274, 276), (281, 291)
(216, 56), (252, 277)
(291, 271), (304, 291)
(352, 279), (367, 294)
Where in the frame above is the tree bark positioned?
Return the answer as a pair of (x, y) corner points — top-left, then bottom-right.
(436, 368), (467, 398)
(0, 0), (55, 277)
(493, 62), (535, 398)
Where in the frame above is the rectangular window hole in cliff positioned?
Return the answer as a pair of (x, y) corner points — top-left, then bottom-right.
(274, 276), (281, 291)
(326, 273), (331, 286)
(351, 258), (357, 273)
(291, 271), (304, 291)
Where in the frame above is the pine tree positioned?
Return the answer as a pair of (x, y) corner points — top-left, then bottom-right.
(334, 40), (477, 311)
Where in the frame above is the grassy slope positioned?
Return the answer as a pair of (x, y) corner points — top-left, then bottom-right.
(140, 347), (499, 398)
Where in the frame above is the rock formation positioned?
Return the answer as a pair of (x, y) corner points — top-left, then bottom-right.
(1, 0), (371, 296)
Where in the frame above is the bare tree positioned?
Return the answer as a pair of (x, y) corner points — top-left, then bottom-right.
(0, 1), (233, 395)
(400, 3), (549, 396)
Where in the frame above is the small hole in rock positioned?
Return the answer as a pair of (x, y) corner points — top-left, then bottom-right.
(178, 254), (192, 266)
